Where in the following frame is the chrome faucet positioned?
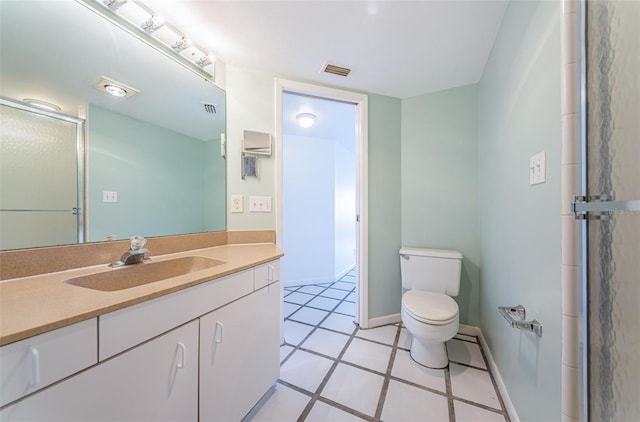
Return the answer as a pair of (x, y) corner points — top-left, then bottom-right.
(110, 235), (151, 267)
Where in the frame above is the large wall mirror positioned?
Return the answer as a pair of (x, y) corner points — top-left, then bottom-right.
(0, 0), (226, 250)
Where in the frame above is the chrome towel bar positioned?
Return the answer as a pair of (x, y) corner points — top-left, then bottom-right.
(498, 305), (543, 337)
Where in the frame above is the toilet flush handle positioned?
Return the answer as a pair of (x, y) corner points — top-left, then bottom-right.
(401, 254), (410, 260)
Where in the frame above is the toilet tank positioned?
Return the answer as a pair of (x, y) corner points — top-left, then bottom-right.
(399, 248), (463, 297)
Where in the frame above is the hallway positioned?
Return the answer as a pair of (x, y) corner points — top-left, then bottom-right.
(250, 271), (510, 421)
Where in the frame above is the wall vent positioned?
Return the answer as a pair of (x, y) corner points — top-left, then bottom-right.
(322, 63), (351, 77)
(201, 102), (217, 114)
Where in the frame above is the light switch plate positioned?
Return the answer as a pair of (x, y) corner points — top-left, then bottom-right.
(103, 191), (118, 203)
(529, 151), (546, 185)
(231, 195), (243, 213)
(249, 196), (272, 212)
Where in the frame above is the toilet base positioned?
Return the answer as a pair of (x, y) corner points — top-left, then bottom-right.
(409, 337), (449, 369)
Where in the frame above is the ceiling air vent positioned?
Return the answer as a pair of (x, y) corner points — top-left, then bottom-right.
(201, 102), (217, 114)
(322, 63), (351, 77)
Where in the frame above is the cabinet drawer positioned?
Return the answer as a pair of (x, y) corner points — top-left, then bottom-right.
(0, 318), (97, 407)
(1, 320), (199, 422)
(254, 260), (281, 290)
(99, 270), (253, 360)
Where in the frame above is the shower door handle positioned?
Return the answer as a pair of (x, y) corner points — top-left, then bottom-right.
(571, 195), (640, 220)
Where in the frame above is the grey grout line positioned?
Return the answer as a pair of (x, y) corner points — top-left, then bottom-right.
(373, 324), (402, 420)
(315, 396), (374, 421)
(387, 374), (449, 399)
(445, 366), (456, 422)
(279, 279), (509, 422)
(280, 285), (356, 367)
(450, 361), (489, 371)
(451, 396), (506, 415)
(296, 322), (360, 421)
(285, 275), (362, 420)
(477, 338), (511, 422)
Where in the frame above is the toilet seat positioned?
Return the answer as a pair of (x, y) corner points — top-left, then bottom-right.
(402, 290), (458, 326)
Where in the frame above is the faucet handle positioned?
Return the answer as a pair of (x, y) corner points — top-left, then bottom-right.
(130, 235), (147, 251)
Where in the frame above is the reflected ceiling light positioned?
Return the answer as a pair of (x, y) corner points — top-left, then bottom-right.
(296, 113), (317, 128)
(104, 0), (128, 11)
(171, 36), (192, 52)
(105, 84), (127, 97)
(92, 76), (140, 99)
(140, 16), (164, 33)
(23, 98), (61, 112)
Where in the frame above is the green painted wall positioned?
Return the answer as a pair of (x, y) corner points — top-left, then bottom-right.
(225, 66), (403, 320)
(87, 105), (224, 241)
(367, 94), (402, 319)
(401, 84), (480, 325)
(477, 1), (562, 420)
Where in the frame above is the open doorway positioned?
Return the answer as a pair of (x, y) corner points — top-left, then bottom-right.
(275, 79), (369, 329)
(281, 92), (356, 287)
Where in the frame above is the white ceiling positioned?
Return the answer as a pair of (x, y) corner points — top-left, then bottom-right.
(144, 0), (509, 99)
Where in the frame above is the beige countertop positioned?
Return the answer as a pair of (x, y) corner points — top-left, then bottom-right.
(0, 243), (283, 347)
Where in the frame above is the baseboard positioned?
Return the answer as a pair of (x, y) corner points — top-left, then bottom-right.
(458, 324), (481, 336)
(283, 267), (354, 288)
(473, 326), (520, 422)
(365, 313), (401, 329)
(335, 265), (355, 281)
(283, 277), (332, 288)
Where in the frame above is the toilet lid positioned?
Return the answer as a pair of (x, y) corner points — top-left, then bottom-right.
(402, 290), (458, 325)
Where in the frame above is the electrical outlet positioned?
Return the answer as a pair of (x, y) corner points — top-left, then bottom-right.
(529, 151), (546, 185)
(231, 195), (243, 213)
(103, 191), (118, 203)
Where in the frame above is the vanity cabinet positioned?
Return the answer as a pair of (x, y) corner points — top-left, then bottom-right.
(0, 258), (281, 421)
(200, 282), (280, 421)
(0, 320), (199, 421)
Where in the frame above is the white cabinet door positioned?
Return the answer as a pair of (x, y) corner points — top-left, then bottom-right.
(200, 282), (280, 421)
(1, 320), (199, 422)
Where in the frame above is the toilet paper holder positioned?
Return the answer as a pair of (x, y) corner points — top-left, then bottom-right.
(498, 305), (543, 337)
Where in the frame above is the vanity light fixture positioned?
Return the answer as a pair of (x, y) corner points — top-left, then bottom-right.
(171, 36), (192, 52)
(23, 98), (61, 112)
(79, 0), (218, 84)
(296, 113), (317, 128)
(104, 0), (128, 11)
(196, 55), (213, 68)
(140, 15), (164, 33)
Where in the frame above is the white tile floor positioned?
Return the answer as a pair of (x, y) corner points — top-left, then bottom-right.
(248, 270), (510, 422)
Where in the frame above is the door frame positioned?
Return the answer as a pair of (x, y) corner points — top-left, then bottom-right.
(274, 79), (369, 328)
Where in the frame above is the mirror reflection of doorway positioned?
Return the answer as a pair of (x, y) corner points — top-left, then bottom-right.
(0, 99), (84, 250)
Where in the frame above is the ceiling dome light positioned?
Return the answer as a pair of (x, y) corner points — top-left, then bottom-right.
(296, 113), (316, 128)
(105, 84), (127, 97)
(23, 98), (61, 112)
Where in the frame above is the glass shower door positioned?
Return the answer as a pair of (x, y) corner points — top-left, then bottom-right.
(0, 100), (84, 249)
(582, 1), (639, 420)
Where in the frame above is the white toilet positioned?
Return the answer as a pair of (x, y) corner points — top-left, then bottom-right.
(400, 247), (463, 369)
